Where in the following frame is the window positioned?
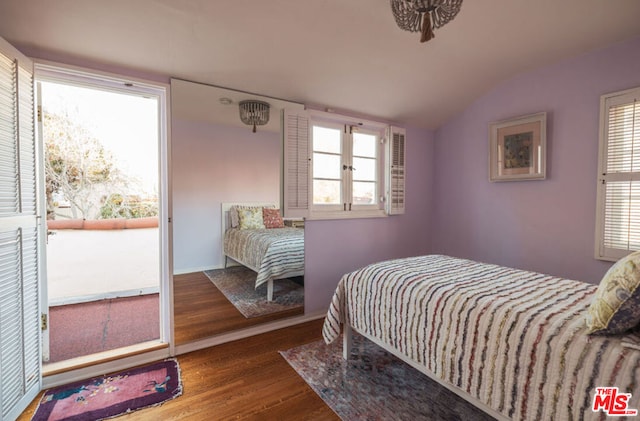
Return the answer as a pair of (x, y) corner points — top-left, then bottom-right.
(311, 122), (382, 213)
(312, 124), (343, 207)
(351, 131), (379, 206)
(282, 109), (405, 220)
(595, 87), (640, 260)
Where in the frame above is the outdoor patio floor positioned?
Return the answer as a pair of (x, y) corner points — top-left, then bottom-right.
(47, 228), (159, 305)
(45, 226), (161, 363)
(48, 294), (159, 363)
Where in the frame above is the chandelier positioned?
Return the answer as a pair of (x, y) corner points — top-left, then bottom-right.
(239, 100), (270, 133)
(390, 0), (462, 43)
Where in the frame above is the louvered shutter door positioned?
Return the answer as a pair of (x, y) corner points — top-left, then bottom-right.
(597, 89), (640, 259)
(0, 53), (18, 214)
(282, 110), (310, 219)
(386, 126), (406, 215)
(0, 37), (41, 421)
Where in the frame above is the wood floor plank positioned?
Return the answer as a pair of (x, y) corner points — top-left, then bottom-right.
(18, 320), (338, 421)
(174, 271), (304, 344)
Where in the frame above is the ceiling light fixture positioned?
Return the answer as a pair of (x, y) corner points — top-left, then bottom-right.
(239, 100), (270, 133)
(390, 0), (462, 43)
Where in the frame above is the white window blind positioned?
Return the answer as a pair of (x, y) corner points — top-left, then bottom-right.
(0, 36), (41, 421)
(596, 88), (640, 260)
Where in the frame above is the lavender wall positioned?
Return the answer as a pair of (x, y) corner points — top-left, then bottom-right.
(304, 126), (434, 312)
(432, 36), (640, 284)
(172, 120), (280, 273)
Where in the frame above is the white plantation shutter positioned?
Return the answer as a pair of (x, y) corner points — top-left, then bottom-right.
(596, 88), (640, 260)
(282, 109), (310, 219)
(284, 112), (406, 219)
(0, 37), (41, 421)
(18, 64), (37, 215)
(386, 126), (406, 215)
(0, 53), (19, 214)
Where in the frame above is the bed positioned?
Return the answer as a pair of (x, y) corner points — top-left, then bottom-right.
(221, 203), (304, 301)
(322, 254), (640, 421)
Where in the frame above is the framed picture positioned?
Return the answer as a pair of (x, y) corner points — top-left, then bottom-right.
(489, 112), (546, 182)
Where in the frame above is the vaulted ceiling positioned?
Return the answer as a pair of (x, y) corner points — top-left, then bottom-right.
(1, 0), (639, 128)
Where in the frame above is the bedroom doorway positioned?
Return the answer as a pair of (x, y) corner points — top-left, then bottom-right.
(37, 67), (169, 367)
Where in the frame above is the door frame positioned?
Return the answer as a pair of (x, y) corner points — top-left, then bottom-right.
(34, 60), (174, 383)
(35, 81), (50, 363)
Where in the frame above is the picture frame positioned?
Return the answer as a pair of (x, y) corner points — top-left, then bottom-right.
(489, 112), (546, 182)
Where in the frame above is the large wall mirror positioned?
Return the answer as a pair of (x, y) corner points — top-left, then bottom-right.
(170, 79), (305, 345)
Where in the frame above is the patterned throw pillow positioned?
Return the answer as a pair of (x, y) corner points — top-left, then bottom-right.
(237, 207), (265, 230)
(586, 251), (640, 334)
(230, 205), (276, 228)
(263, 208), (284, 228)
(229, 206), (240, 228)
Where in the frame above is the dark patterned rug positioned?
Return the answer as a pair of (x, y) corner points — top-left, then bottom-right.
(204, 266), (304, 318)
(280, 334), (496, 421)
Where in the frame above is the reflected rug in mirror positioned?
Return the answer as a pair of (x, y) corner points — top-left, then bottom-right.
(32, 359), (182, 421)
(204, 267), (304, 318)
(280, 334), (496, 421)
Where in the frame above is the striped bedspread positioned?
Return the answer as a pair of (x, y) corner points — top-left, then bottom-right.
(224, 227), (304, 288)
(323, 255), (640, 421)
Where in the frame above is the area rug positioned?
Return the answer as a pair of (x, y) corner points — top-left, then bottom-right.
(204, 267), (304, 318)
(32, 359), (182, 421)
(280, 334), (496, 421)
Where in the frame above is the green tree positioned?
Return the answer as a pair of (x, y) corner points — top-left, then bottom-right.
(99, 193), (158, 219)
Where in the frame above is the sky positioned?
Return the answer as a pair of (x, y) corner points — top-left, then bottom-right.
(40, 81), (159, 196)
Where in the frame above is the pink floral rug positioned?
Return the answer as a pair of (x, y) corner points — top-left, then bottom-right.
(32, 359), (182, 421)
(280, 334), (496, 421)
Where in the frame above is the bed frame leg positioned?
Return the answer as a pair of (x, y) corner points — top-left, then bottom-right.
(267, 280), (273, 301)
(343, 324), (352, 360)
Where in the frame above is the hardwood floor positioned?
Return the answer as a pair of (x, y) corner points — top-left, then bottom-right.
(173, 271), (304, 344)
(18, 319), (338, 421)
